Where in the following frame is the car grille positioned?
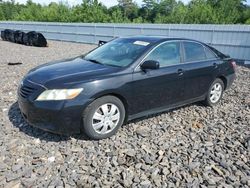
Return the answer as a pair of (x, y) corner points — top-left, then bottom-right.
(19, 85), (36, 98)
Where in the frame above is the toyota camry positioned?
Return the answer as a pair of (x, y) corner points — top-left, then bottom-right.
(18, 36), (236, 139)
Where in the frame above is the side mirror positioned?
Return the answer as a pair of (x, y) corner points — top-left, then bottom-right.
(140, 60), (160, 70)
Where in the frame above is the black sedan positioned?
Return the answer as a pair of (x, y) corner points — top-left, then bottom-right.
(18, 36), (236, 139)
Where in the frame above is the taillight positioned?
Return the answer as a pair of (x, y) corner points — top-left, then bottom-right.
(230, 60), (237, 70)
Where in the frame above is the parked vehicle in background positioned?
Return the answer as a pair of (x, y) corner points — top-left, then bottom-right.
(18, 36), (236, 139)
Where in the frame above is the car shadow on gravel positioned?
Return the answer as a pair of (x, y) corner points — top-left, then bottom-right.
(8, 102), (90, 142)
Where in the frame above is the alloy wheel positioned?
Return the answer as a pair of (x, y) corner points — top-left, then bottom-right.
(210, 83), (223, 103)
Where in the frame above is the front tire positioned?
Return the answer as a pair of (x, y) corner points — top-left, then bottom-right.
(82, 96), (125, 140)
(204, 78), (224, 106)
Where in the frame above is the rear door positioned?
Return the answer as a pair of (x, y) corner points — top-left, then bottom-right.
(180, 41), (220, 100)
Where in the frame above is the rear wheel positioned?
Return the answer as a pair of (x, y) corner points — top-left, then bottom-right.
(204, 78), (224, 106)
(82, 96), (125, 140)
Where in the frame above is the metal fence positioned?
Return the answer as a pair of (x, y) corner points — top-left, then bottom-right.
(0, 21), (250, 61)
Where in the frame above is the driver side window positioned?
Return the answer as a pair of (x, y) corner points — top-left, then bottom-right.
(145, 42), (181, 67)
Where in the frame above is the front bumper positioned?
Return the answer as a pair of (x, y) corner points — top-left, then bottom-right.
(17, 80), (92, 135)
(18, 98), (91, 135)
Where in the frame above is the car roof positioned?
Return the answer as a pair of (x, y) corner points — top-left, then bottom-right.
(120, 35), (203, 44)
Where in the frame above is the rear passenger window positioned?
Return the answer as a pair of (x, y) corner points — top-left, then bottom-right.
(183, 42), (206, 62)
(204, 47), (217, 59)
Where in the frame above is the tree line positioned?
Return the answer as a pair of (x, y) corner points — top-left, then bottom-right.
(0, 0), (250, 24)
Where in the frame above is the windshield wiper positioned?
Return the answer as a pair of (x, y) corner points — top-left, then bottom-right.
(85, 58), (103, 65)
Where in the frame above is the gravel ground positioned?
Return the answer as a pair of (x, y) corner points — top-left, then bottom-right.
(0, 39), (250, 188)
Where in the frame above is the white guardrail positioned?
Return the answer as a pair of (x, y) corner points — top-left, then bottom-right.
(0, 21), (250, 61)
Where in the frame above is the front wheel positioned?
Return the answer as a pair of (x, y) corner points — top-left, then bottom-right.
(204, 78), (224, 106)
(82, 96), (125, 140)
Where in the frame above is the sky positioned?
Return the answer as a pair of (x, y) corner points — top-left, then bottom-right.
(11, 0), (250, 7)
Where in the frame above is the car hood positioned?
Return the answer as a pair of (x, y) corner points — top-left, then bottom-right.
(26, 57), (120, 87)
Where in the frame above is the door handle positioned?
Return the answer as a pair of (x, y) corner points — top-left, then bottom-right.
(177, 69), (184, 76)
(213, 63), (218, 68)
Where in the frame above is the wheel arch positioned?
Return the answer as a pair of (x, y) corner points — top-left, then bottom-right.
(91, 91), (129, 122)
(217, 75), (227, 90)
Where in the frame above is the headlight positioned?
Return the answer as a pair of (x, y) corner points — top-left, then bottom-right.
(36, 88), (83, 101)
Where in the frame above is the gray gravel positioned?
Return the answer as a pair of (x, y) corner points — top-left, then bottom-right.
(0, 39), (250, 187)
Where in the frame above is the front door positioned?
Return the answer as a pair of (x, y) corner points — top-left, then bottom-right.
(130, 41), (187, 115)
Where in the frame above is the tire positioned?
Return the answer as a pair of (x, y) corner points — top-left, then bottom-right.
(82, 96), (125, 140)
(204, 78), (224, 106)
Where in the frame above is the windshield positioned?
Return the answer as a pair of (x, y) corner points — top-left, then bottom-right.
(84, 38), (151, 67)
